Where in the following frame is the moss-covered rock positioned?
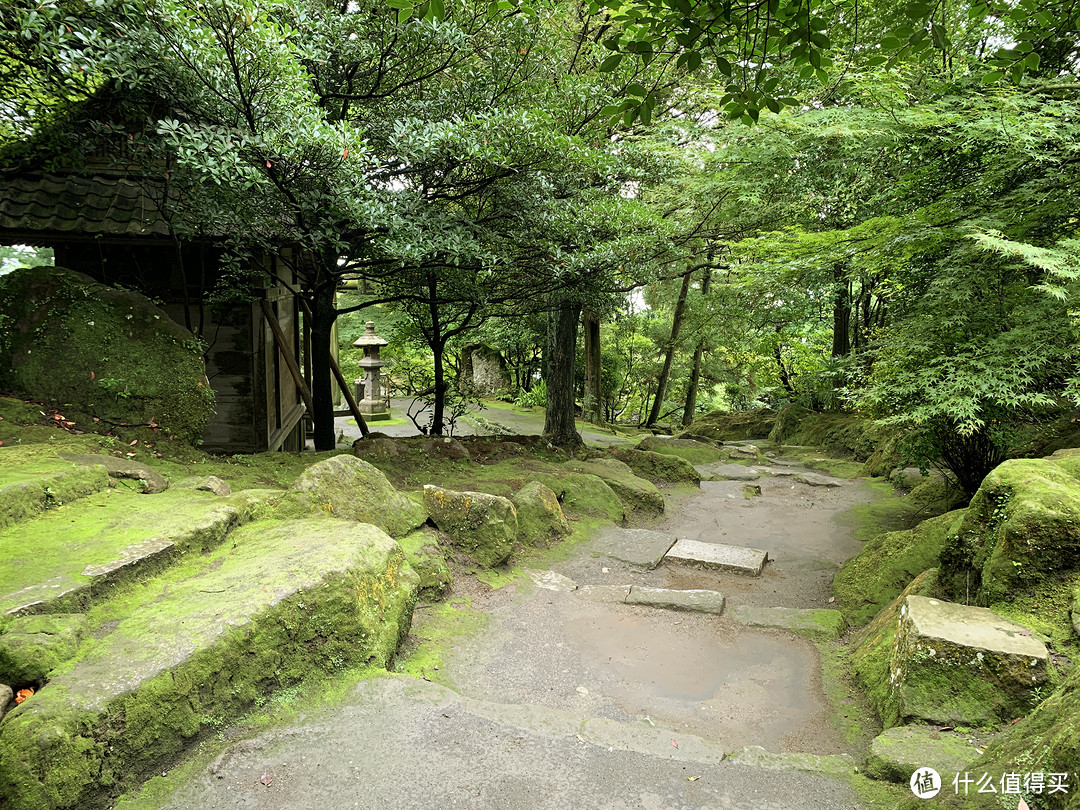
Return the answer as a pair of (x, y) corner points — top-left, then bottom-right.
(940, 458), (1080, 604)
(0, 459), (110, 531)
(0, 488), (256, 617)
(566, 459), (664, 516)
(396, 528), (452, 599)
(606, 447), (701, 485)
(864, 726), (981, 784)
(512, 481), (570, 546)
(948, 660), (1080, 809)
(888, 596), (1049, 727)
(422, 485), (517, 567)
(0, 518), (418, 810)
(681, 409), (776, 441)
(274, 454), (426, 538)
(832, 510), (965, 626)
(0, 267), (214, 444)
(0, 614), (87, 684)
(852, 569), (943, 727)
(529, 471), (624, 524)
(636, 436), (724, 466)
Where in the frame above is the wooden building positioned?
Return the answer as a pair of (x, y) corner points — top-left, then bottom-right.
(0, 169), (308, 453)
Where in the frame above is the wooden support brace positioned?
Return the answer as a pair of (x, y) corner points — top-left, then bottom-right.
(260, 299), (315, 419)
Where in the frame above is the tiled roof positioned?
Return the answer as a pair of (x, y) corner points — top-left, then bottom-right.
(0, 172), (175, 239)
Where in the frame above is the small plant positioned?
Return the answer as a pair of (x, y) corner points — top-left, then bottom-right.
(514, 379), (546, 408)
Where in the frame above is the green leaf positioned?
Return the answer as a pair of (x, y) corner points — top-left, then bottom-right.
(626, 82), (648, 97)
(816, 68), (829, 85)
(623, 107), (638, 126)
(396, 6), (412, 23)
(764, 97), (781, 114)
(880, 36), (901, 50)
(428, 0), (444, 20)
(686, 51), (702, 71)
(716, 55), (732, 75)
(981, 70), (1004, 84)
(599, 54), (623, 71)
(639, 103), (652, 125)
(867, 55), (888, 66)
(930, 22), (949, 50)
(1025, 51), (1042, 71)
(602, 36), (621, 51)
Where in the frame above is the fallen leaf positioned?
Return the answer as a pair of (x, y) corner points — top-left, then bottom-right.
(259, 772), (273, 787)
(129, 439), (138, 446)
(828, 596), (835, 603)
(939, 726), (953, 731)
(126, 452), (136, 457)
(14, 688), (34, 704)
(671, 739), (679, 749)
(1011, 717), (1022, 724)
(687, 775), (700, 781)
(576, 734), (585, 743)
(90, 371), (95, 380)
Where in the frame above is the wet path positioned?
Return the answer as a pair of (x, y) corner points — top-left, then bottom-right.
(132, 454), (881, 810)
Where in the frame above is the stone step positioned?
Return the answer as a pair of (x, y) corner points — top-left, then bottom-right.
(693, 462), (761, 482)
(112, 675), (868, 810)
(625, 586), (726, 614)
(889, 595), (1050, 726)
(0, 457), (111, 531)
(593, 526), (677, 568)
(663, 538), (769, 576)
(0, 518), (420, 810)
(729, 605), (847, 640)
(0, 487), (278, 617)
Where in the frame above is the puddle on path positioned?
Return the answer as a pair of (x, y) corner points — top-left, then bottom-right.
(565, 608), (837, 753)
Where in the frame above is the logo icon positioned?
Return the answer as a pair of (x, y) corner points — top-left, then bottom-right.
(910, 767), (942, 799)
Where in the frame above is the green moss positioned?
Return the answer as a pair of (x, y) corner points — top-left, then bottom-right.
(396, 529), (453, 599)
(817, 639), (882, 752)
(0, 613), (88, 684)
(833, 510), (965, 626)
(512, 480), (571, 546)
(851, 570), (942, 728)
(567, 459), (664, 516)
(636, 436), (724, 465)
(0, 519), (419, 810)
(681, 409), (776, 441)
(396, 597), (486, 683)
(606, 446), (700, 485)
(0, 267), (214, 444)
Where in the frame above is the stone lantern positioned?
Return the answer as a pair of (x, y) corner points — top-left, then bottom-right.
(352, 321), (390, 420)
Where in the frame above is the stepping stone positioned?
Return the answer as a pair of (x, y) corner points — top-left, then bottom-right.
(663, 538), (769, 576)
(625, 587), (725, 614)
(767, 457), (803, 467)
(794, 472), (844, 487)
(864, 726), (981, 784)
(729, 606), (847, 639)
(0, 518), (419, 810)
(593, 527), (677, 568)
(694, 462), (760, 482)
(889, 596), (1050, 725)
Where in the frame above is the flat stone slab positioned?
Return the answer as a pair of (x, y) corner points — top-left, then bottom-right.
(793, 472), (844, 487)
(694, 463), (761, 482)
(729, 606), (847, 639)
(663, 538), (769, 576)
(0, 488), (265, 616)
(889, 596), (1050, 725)
(0, 459), (110, 531)
(865, 726), (981, 784)
(0, 518), (419, 810)
(575, 584), (632, 603)
(766, 457), (803, 467)
(593, 527), (677, 568)
(625, 587), (725, 614)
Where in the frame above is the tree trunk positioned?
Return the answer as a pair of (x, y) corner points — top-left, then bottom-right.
(831, 263), (851, 357)
(544, 299), (583, 448)
(645, 267), (693, 427)
(774, 326), (794, 397)
(681, 267), (710, 427)
(310, 282), (337, 450)
(582, 311), (603, 424)
(426, 272), (447, 436)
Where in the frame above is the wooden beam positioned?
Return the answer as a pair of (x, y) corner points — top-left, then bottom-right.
(259, 299), (315, 419)
(267, 401), (306, 452)
(329, 353), (370, 438)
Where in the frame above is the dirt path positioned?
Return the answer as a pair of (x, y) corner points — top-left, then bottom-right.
(129, 457), (883, 810)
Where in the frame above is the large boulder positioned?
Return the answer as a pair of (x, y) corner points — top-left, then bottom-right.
(0, 267), (214, 443)
(606, 447), (701, 485)
(832, 510), (965, 626)
(512, 481), (570, 545)
(275, 454), (426, 538)
(636, 436), (724, 466)
(941, 458), (1080, 603)
(529, 471), (625, 524)
(422, 485), (517, 567)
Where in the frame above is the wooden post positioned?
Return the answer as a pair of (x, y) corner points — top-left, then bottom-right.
(329, 354), (370, 437)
